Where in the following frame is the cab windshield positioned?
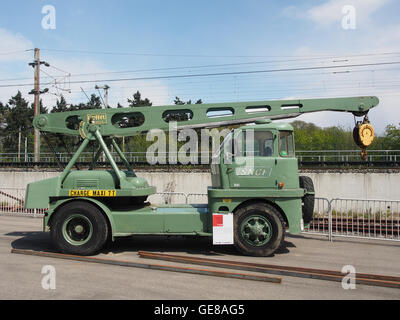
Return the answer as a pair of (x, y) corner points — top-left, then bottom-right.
(244, 130), (274, 157)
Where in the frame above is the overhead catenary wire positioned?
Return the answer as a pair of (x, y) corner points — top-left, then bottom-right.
(0, 50), (399, 83)
(39, 48), (400, 59)
(1, 60), (400, 89)
(0, 56), (385, 82)
(0, 49), (33, 55)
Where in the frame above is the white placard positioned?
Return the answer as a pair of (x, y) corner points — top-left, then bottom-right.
(212, 213), (234, 245)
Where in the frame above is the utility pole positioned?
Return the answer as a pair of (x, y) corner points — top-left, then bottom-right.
(24, 137), (28, 162)
(28, 48), (49, 163)
(95, 85), (110, 108)
(94, 84), (110, 162)
(18, 127), (21, 162)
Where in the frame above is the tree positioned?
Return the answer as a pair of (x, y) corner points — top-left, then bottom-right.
(174, 96), (202, 105)
(382, 123), (400, 150)
(128, 91), (152, 107)
(2, 91), (34, 152)
(0, 102), (8, 129)
(86, 94), (102, 109)
(69, 94), (102, 111)
(173, 96), (185, 105)
(167, 96), (203, 122)
(291, 120), (357, 151)
(0, 102), (9, 152)
(117, 91), (152, 128)
(51, 95), (69, 113)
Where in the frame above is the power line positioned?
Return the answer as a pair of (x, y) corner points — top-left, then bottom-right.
(1, 60), (400, 89)
(40, 48), (400, 59)
(1, 51), (399, 83)
(0, 49), (33, 55)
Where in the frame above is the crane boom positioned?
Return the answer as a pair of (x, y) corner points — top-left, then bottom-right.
(34, 96), (379, 138)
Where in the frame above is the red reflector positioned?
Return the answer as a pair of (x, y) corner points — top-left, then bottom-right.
(213, 214), (224, 227)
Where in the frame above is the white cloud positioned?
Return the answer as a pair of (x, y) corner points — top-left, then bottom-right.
(0, 27), (171, 110)
(0, 28), (33, 62)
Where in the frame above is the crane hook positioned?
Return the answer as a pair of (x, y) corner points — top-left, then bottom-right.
(353, 115), (374, 161)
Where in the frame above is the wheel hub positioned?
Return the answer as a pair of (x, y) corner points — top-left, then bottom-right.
(62, 214), (93, 246)
(241, 215), (273, 247)
(74, 225), (84, 234)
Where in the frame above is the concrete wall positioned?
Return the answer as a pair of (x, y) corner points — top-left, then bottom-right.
(1, 170), (399, 201)
(303, 172), (399, 200)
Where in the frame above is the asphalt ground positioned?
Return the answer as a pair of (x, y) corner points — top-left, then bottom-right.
(0, 214), (399, 300)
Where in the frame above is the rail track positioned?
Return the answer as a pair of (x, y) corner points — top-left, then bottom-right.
(137, 251), (400, 289)
(10, 249), (281, 284)
(9, 248), (400, 289)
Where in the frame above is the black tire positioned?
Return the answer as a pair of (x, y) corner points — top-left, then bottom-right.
(234, 202), (285, 257)
(299, 176), (315, 224)
(50, 201), (108, 256)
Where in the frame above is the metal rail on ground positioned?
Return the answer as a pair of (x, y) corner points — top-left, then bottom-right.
(9, 248), (400, 288)
(137, 251), (400, 289)
(10, 248), (281, 284)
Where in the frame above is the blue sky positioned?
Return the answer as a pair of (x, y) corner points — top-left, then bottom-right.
(1, 0), (400, 133)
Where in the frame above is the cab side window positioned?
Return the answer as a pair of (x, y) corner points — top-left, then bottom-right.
(279, 131), (295, 157)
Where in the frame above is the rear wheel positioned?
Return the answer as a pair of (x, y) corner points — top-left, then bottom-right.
(50, 201), (108, 256)
(299, 176), (315, 224)
(234, 203), (285, 257)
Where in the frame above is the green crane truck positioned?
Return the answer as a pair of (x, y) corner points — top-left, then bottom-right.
(24, 96), (378, 256)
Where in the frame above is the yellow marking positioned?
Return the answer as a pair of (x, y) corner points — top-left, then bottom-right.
(69, 190), (116, 197)
(222, 198), (232, 203)
(78, 121), (87, 139)
(87, 113), (107, 125)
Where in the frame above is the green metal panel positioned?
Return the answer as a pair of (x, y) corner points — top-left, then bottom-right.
(112, 204), (210, 235)
(33, 96), (379, 137)
(44, 200), (210, 236)
(25, 177), (60, 209)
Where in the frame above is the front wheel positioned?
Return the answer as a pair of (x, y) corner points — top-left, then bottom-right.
(50, 201), (109, 256)
(234, 203), (285, 257)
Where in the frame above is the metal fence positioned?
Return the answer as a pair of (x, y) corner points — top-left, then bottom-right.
(296, 150), (400, 163)
(302, 197), (331, 236)
(1, 187), (399, 242)
(1, 150), (400, 165)
(0, 187), (45, 216)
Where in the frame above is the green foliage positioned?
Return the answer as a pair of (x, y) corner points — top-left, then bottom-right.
(128, 91), (152, 107)
(174, 96), (202, 105)
(382, 123), (400, 150)
(0, 91), (46, 152)
(50, 95), (68, 113)
(292, 120), (362, 151)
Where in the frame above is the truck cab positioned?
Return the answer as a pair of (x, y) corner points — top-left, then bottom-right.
(211, 120), (298, 191)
